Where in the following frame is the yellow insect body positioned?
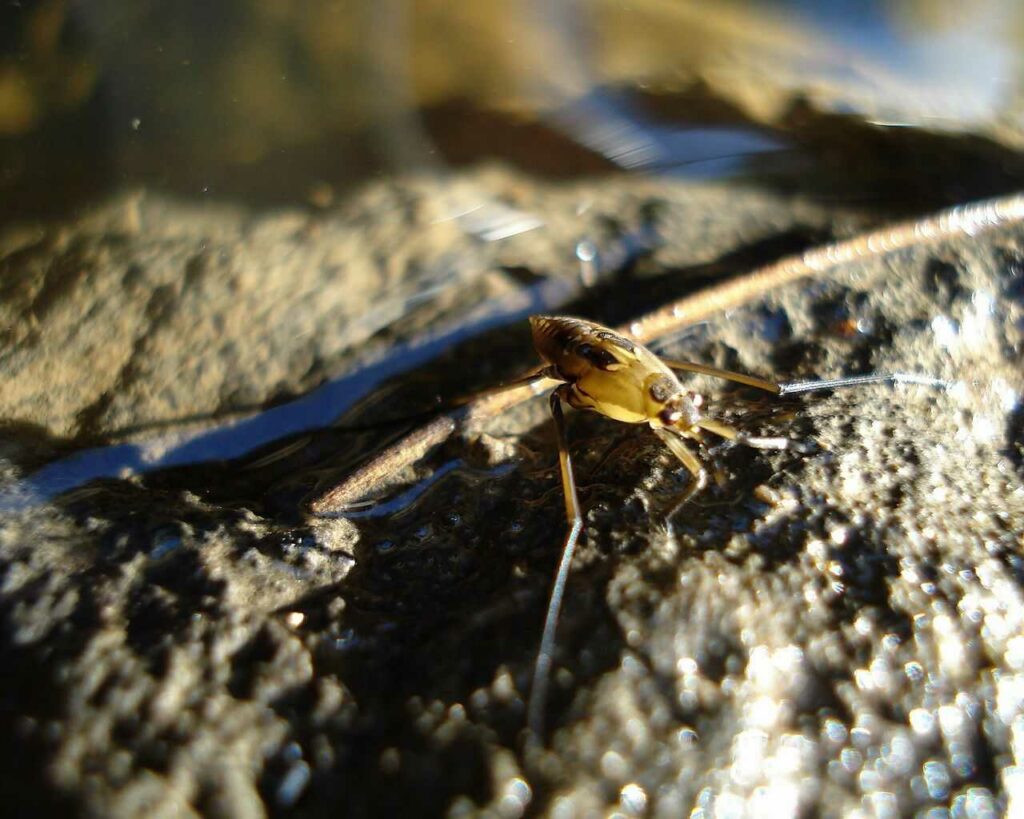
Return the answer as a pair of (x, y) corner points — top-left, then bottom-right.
(529, 315), (702, 429)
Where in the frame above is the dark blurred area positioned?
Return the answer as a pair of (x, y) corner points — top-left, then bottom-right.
(2, 0), (1024, 227)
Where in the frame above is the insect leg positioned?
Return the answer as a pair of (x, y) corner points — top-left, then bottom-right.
(695, 417), (794, 450)
(654, 426), (709, 490)
(653, 425), (710, 522)
(660, 359), (782, 394)
(777, 372), (950, 395)
(310, 371), (557, 514)
(527, 385), (583, 740)
(662, 361), (950, 397)
(450, 364), (552, 407)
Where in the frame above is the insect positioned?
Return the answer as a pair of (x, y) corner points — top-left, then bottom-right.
(523, 315), (943, 738)
(311, 193), (1022, 742)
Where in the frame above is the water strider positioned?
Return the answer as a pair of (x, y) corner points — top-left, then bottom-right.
(523, 314), (946, 739)
(323, 310), (947, 741)
(309, 192), (1024, 742)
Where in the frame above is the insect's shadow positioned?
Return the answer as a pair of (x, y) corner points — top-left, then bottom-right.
(1008, 400), (1024, 481)
(291, 428), (625, 718)
(284, 394), (817, 742)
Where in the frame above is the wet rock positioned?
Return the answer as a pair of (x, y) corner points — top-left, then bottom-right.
(515, 229), (1024, 815)
(0, 174), (847, 443)
(0, 172), (1022, 816)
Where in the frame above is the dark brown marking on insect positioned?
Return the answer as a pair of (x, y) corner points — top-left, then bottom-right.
(531, 316), (596, 364)
(531, 315), (589, 340)
(595, 330), (636, 352)
(574, 341), (619, 370)
(649, 375), (677, 403)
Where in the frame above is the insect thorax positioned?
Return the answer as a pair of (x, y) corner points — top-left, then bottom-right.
(530, 315), (703, 428)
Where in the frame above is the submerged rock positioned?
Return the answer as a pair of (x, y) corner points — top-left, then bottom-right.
(0, 171), (1022, 816)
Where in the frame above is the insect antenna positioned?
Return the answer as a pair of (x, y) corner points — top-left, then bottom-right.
(777, 372), (951, 395)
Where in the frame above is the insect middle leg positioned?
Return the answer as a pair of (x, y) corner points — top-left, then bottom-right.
(649, 426), (713, 528)
(662, 358), (949, 397)
(653, 426), (709, 498)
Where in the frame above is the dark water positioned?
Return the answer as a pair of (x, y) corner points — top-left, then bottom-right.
(1, 0), (1023, 224)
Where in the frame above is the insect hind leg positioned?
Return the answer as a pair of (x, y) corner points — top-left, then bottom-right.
(526, 385), (583, 743)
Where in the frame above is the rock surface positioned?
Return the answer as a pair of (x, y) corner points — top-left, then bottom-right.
(1, 170), (1023, 817)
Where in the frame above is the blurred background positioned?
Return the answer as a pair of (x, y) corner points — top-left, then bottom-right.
(2, 0), (1024, 226)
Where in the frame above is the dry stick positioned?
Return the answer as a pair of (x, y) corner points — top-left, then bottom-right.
(309, 376), (558, 514)
(310, 192), (1024, 515)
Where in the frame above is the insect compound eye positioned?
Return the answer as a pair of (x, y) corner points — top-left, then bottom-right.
(647, 375), (677, 404)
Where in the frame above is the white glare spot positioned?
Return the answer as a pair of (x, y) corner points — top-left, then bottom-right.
(823, 718), (848, 744)
(601, 750), (629, 782)
(1003, 766), (1024, 817)
(829, 525), (850, 545)
(971, 290), (995, 315)
(954, 786), (998, 818)
(970, 414), (998, 443)
(731, 729), (769, 786)
(995, 380), (1021, 412)
(867, 790), (899, 819)
(677, 656), (699, 675)
(923, 760), (951, 800)
(931, 314), (959, 349)
(620, 783), (648, 814)
(909, 708), (935, 736)
(938, 704), (966, 738)
(498, 778), (532, 819)
(749, 696), (781, 728)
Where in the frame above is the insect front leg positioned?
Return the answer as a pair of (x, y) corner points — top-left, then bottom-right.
(653, 426), (708, 494)
(652, 426), (710, 526)
(695, 416), (796, 451)
(527, 385), (583, 741)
